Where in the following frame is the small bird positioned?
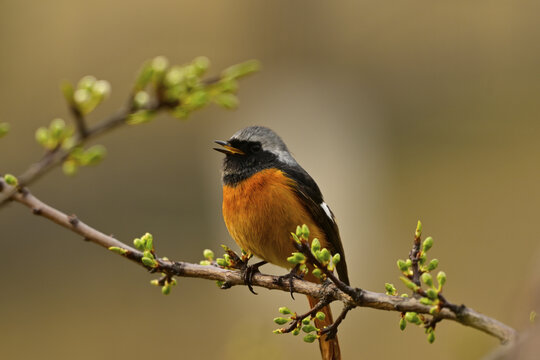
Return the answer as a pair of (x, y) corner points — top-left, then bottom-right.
(215, 126), (349, 360)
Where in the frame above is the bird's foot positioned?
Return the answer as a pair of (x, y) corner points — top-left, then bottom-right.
(276, 265), (304, 300)
(241, 260), (267, 295)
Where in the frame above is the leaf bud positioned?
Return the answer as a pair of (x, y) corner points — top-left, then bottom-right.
(437, 271), (447, 287)
(108, 246), (127, 255)
(415, 220), (422, 238)
(303, 333), (318, 343)
(422, 236), (434, 252)
(311, 238), (321, 253)
(397, 259), (408, 272)
(385, 283), (397, 296)
(203, 249), (214, 260)
(426, 289), (438, 300)
(427, 259), (439, 271)
(279, 307), (291, 315)
(273, 317), (289, 325)
(399, 318), (407, 331)
(161, 285), (171, 295)
(316, 312), (326, 321)
(421, 273), (434, 287)
(3, 174), (18, 186)
(332, 253), (341, 265)
(216, 258), (228, 267)
(427, 331), (435, 343)
(302, 325), (317, 333)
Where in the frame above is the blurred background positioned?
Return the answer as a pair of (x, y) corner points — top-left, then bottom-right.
(1, 1), (539, 359)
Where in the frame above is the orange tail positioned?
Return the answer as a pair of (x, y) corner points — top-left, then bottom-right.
(307, 295), (341, 360)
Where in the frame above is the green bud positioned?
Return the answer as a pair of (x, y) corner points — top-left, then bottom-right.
(50, 118), (66, 139)
(291, 232), (301, 244)
(301, 224), (310, 238)
(311, 238), (321, 253)
(312, 268), (323, 279)
(302, 325), (317, 333)
(0, 122), (10, 138)
(273, 317), (289, 325)
(133, 238), (144, 250)
(199, 260), (211, 265)
(296, 225), (302, 237)
(61, 81), (74, 104)
(214, 93), (238, 109)
(429, 306), (439, 315)
(530, 311), (537, 323)
(216, 258), (228, 267)
(216, 280), (225, 288)
(401, 293), (408, 298)
(422, 237), (434, 252)
(405, 312), (421, 325)
(272, 329), (283, 334)
(419, 252), (427, 265)
(108, 246), (128, 255)
(421, 273), (434, 287)
(62, 160), (78, 176)
(293, 252), (306, 263)
(303, 333), (318, 343)
(92, 80), (111, 99)
(385, 283), (397, 296)
(279, 307), (291, 315)
(162, 285), (171, 295)
(222, 60), (260, 79)
(397, 259), (408, 272)
(150, 279), (159, 286)
(318, 248), (331, 264)
(420, 297), (433, 305)
(427, 259), (439, 271)
(151, 56), (169, 74)
(203, 249), (214, 260)
(415, 220), (422, 238)
(3, 174), (18, 186)
(35, 127), (49, 146)
(127, 110), (156, 125)
(141, 257), (157, 268)
(437, 271), (447, 287)
(299, 263), (308, 274)
(316, 312), (326, 321)
(133, 91), (150, 109)
(400, 277), (419, 292)
(78, 75), (97, 90)
(426, 289), (438, 300)
(427, 331), (435, 343)
(143, 250), (153, 259)
(74, 89), (91, 106)
(192, 56), (210, 75)
(399, 318), (407, 331)
(287, 256), (299, 265)
(302, 318), (311, 325)
(292, 328), (301, 336)
(405, 259), (412, 268)
(332, 253), (341, 265)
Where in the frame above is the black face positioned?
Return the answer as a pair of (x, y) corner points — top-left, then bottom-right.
(220, 140), (279, 185)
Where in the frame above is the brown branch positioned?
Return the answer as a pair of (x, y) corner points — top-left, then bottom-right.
(1, 179), (518, 345)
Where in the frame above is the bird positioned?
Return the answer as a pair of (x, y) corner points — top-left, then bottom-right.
(214, 126), (349, 360)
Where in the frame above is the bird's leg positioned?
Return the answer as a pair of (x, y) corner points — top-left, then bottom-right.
(276, 264), (304, 300)
(241, 260), (267, 295)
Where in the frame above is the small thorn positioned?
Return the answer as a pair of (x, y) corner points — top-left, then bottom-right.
(32, 207), (42, 215)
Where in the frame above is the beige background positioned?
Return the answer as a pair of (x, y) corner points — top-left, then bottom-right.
(1, 1), (539, 359)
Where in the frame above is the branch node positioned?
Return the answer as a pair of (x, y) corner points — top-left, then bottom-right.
(32, 207), (42, 215)
(68, 214), (79, 226)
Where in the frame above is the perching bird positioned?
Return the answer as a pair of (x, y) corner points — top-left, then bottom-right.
(215, 126), (349, 360)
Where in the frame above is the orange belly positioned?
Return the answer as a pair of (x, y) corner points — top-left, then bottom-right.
(222, 168), (328, 268)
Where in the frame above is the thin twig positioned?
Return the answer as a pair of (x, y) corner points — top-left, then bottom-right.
(1, 179), (518, 345)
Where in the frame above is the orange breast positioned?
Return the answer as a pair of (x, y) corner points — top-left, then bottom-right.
(222, 168), (328, 269)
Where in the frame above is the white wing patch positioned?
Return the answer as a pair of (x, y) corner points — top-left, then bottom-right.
(320, 202), (335, 223)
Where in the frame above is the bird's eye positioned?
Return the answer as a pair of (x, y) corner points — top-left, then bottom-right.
(251, 144), (262, 153)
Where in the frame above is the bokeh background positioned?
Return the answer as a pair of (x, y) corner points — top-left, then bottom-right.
(1, 1), (539, 359)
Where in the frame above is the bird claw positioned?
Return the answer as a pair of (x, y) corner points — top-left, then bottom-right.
(276, 266), (303, 300)
(241, 260), (267, 295)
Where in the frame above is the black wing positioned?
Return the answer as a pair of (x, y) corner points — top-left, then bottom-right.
(282, 166), (350, 286)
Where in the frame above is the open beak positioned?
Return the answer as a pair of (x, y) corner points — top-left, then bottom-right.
(213, 140), (245, 155)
